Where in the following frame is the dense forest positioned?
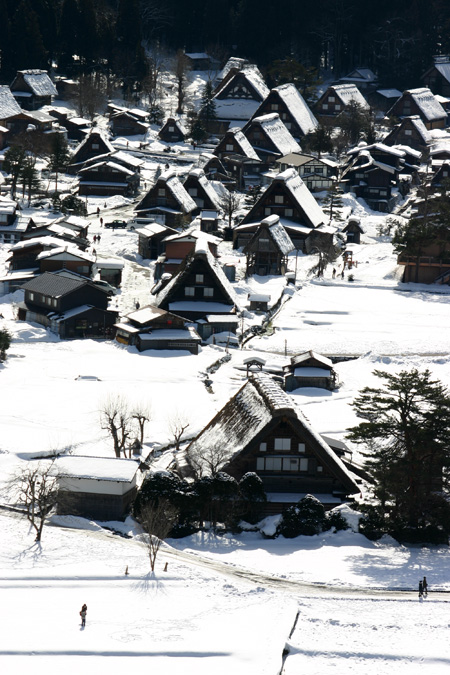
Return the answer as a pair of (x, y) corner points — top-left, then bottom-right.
(1, 0), (450, 89)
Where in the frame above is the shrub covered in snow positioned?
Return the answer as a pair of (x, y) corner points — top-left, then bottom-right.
(277, 494), (325, 538)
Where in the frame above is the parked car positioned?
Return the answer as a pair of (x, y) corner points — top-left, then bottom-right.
(105, 219), (127, 229)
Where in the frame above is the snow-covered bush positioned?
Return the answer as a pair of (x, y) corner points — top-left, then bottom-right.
(277, 494), (325, 538)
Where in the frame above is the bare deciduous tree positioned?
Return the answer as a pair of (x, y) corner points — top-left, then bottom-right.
(174, 49), (190, 114)
(167, 411), (190, 451)
(139, 500), (179, 572)
(186, 444), (230, 479)
(100, 395), (133, 458)
(131, 403), (152, 448)
(219, 190), (242, 229)
(7, 461), (59, 542)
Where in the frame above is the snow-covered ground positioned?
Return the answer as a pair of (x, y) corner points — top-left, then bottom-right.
(2, 88), (450, 672)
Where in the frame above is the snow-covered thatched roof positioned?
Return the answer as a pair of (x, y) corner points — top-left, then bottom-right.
(226, 127), (260, 159)
(275, 168), (325, 227)
(249, 113), (301, 156)
(183, 372), (360, 493)
(157, 170), (197, 214)
(329, 84), (369, 109)
(244, 215), (295, 256)
(0, 85), (22, 119)
(272, 83), (318, 135)
(15, 70), (58, 97)
(405, 88), (447, 122)
(186, 168), (224, 210)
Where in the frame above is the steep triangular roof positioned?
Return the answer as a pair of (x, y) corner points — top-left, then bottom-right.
(137, 170), (197, 214)
(0, 85), (22, 119)
(245, 113), (301, 156)
(12, 70), (58, 97)
(241, 168), (325, 228)
(184, 168), (225, 210)
(249, 84), (318, 137)
(243, 215), (295, 256)
(153, 237), (239, 311)
(184, 372), (359, 494)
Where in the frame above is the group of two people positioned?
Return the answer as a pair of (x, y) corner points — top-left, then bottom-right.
(418, 576), (428, 598)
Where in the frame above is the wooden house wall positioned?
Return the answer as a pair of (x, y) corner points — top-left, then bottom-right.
(39, 258), (93, 277)
(25, 284), (108, 312)
(216, 71), (262, 101)
(164, 257), (231, 306)
(183, 176), (217, 210)
(224, 417), (345, 495)
(389, 94), (446, 129)
(59, 307), (117, 339)
(138, 231), (170, 259)
(383, 122), (427, 152)
(214, 134), (244, 159)
(165, 240), (217, 260)
(422, 68), (450, 98)
(244, 123), (278, 154)
(242, 182), (304, 223)
(137, 336), (199, 354)
(253, 91), (302, 137)
(57, 487), (136, 520)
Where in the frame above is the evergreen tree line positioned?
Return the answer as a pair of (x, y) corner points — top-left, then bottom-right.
(2, 0), (450, 90)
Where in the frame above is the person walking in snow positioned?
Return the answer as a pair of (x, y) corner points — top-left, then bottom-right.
(418, 580), (424, 598)
(80, 604), (87, 627)
(423, 576), (428, 597)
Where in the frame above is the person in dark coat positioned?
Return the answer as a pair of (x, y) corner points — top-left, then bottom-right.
(423, 576), (428, 596)
(418, 580), (423, 598)
(80, 603), (87, 627)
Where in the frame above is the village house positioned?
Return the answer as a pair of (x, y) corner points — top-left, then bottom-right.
(153, 237), (240, 321)
(383, 115), (431, 153)
(68, 130), (116, 174)
(18, 272), (118, 338)
(10, 69), (58, 110)
(115, 305), (201, 354)
(422, 56), (450, 97)
(55, 456), (139, 521)
(183, 168), (226, 212)
(315, 84), (369, 125)
(77, 160), (140, 197)
(284, 351), (338, 391)
(211, 65), (270, 132)
(45, 108), (92, 141)
(184, 52), (220, 71)
(137, 222), (178, 260)
(0, 85), (22, 148)
(214, 128), (263, 188)
(183, 373), (359, 514)
(243, 214), (295, 277)
(276, 153), (338, 192)
(246, 83), (318, 139)
(243, 113), (301, 164)
(337, 67), (378, 91)
(94, 259), (124, 288)
(36, 245), (95, 277)
(367, 88), (402, 114)
(0, 197), (33, 245)
(200, 153), (230, 183)
(110, 110), (149, 136)
(154, 228), (220, 279)
(396, 225), (450, 284)
(158, 117), (187, 143)
(5, 109), (64, 152)
(430, 160), (450, 192)
(386, 88), (447, 130)
(239, 168), (325, 240)
(135, 169), (197, 228)
(342, 216), (364, 244)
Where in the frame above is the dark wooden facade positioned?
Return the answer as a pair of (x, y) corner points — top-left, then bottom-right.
(386, 88), (447, 130)
(78, 161), (139, 197)
(158, 117), (186, 143)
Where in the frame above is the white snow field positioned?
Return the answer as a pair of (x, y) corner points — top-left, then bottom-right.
(1, 147), (450, 673)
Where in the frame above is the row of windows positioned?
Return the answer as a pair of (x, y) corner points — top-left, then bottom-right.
(185, 287), (214, 297)
(322, 103), (341, 111)
(264, 207), (294, 217)
(29, 292), (57, 307)
(257, 456), (323, 472)
(260, 440), (305, 452)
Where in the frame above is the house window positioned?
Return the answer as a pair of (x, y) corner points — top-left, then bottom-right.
(316, 167), (324, 174)
(168, 126), (175, 132)
(260, 442), (267, 452)
(298, 443), (306, 453)
(274, 195), (284, 204)
(335, 104), (341, 111)
(274, 438), (291, 451)
(203, 287), (214, 297)
(195, 274), (204, 283)
(188, 188), (198, 196)
(329, 96), (335, 102)
(92, 143), (99, 149)
(300, 458), (309, 471)
(0, 214), (7, 223)
(303, 166), (313, 174)
(404, 129), (412, 136)
(283, 457), (299, 471)
(46, 297), (52, 305)
(265, 457), (282, 470)
(226, 144), (234, 151)
(271, 103), (279, 111)
(322, 103), (328, 110)
(317, 465), (323, 472)
(253, 131), (261, 140)
(285, 122), (291, 129)
(158, 188), (165, 196)
(257, 457), (265, 470)
(29, 292), (34, 301)
(285, 208), (293, 217)
(264, 208), (271, 215)
(185, 287), (195, 296)
(52, 299), (57, 307)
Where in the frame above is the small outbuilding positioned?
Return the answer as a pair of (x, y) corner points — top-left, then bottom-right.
(55, 456), (139, 521)
(284, 351), (337, 391)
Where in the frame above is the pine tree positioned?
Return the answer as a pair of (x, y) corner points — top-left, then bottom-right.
(0, 328), (12, 361)
(20, 155), (41, 206)
(199, 79), (217, 134)
(48, 134), (71, 193)
(321, 178), (344, 223)
(3, 146), (26, 199)
(347, 369), (450, 536)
